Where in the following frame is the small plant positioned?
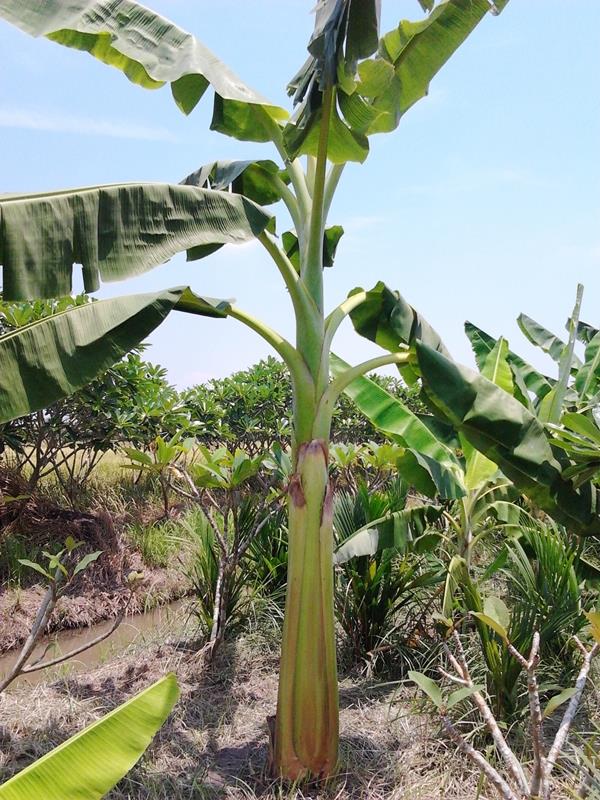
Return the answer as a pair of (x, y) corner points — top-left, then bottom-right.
(179, 508), (252, 644)
(244, 507), (289, 614)
(333, 483), (443, 671)
(410, 615), (600, 800)
(443, 521), (592, 720)
(123, 432), (195, 517)
(0, 536), (104, 693)
(166, 447), (283, 658)
(126, 519), (180, 569)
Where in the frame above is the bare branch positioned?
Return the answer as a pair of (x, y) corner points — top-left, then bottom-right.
(543, 641), (599, 798)
(522, 633), (546, 797)
(440, 716), (519, 800)
(0, 577), (59, 693)
(446, 633), (529, 796)
(438, 666), (469, 687)
(22, 592), (134, 674)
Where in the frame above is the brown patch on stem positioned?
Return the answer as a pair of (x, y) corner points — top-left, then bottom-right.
(305, 439), (329, 461)
(288, 474), (306, 508)
(266, 714), (276, 773)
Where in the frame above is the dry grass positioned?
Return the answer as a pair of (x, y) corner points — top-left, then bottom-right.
(0, 621), (504, 800)
(0, 616), (596, 799)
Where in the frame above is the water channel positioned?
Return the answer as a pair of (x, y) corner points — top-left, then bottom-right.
(0, 598), (191, 689)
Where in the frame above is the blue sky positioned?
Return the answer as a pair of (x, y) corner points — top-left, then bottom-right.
(1, 1), (599, 388)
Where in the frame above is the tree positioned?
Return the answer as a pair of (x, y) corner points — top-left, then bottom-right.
(0, 0), (514, 780)
(184, 356), (425, 453)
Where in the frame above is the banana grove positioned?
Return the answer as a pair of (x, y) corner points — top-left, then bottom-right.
(1, 0), (598, 783)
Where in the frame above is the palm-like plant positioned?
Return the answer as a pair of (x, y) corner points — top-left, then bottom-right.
(333, 483), (443, 670)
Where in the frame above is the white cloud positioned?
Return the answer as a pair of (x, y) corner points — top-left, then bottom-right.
(0, 107), (178, 142)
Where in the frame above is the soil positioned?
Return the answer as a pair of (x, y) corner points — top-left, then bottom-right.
(0, 468), (192, 654)
(0, 621), (589, 799)
(0, 560), (190, 655)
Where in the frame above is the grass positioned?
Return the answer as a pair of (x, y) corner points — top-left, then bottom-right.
(0, 623), (477, 800)
(126, 520), (181, 569)
(2, 459), (600, 797)
(2, 614), (597, 799)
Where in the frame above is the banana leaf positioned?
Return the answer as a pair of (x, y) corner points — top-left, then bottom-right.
(330, 353), (464, 499)
(518, 312), (582, 369)
(0, 674), (179, 799)
(0, 0), (288, 141)
(0, 287), (229, 424)
(349, 281), (450, 386)
(415, 341), (600, 536)
(0, 184), (270, 300)
(339, 0), (506, 137)
(180, 159), (284, 207)
(333, 503), (442, 564)
(464, 320), (554, 404)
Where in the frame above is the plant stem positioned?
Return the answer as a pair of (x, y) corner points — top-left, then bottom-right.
(226, 306), (310, 391)
(271, 175), (302, 233)
(323, 290), (368, 349)
(302, 87), (334, 316)
(314, 352), (409, 440)
(440, 716), (519, 800)
(323, 163), (344, 219)
(542, 639), (599, 798)
(258, 232), (321, 334)
(273, 440), (338, 779)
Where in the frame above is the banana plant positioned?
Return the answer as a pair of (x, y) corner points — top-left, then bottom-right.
(331, 337), (534, 567)
(465, 284), (599, 422)
(464, 286), (600, 492)
(0, 0), (511, 779)
(0, 673), (179, 799)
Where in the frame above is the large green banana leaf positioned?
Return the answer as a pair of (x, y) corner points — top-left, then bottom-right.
(415, 341), (600, 536)
(575, 331), (600, 397)
(330, 353), (465, 499)
(0, 287), (229, 424)
(0, 674), (179, 799)
(0, 0), (287, 141)
(536, 285), (583, 425)
(348, 282), (450, 386)
(517, 312), (582, 368)
(339, 0), (507, 137)
(285, 0), (508, 162)
(464, 320), (554, 404)
(180, 160), (284, 207)
(462, 337), (511, 490)
(0, 184), (270, 300)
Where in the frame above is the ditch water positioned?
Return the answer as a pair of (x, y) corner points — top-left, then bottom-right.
(0, 598), (190, 690)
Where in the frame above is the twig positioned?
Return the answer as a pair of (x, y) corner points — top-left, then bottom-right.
(440, 715), (519, 800)
(542, 640), (599, 799)
(525, 634), (545, 797)
(21, 592), (134, 674)
(0, 574), (61, 694)
(447, 632), (530, 796)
